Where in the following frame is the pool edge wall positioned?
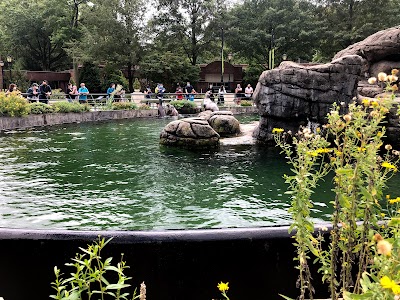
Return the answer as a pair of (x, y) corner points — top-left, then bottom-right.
(0, 226), (329, 300)
(0, 107), (258, 131)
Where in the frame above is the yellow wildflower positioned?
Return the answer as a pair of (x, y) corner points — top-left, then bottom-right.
(371, 101), (379, 107)
(382, 162), (398, 171)
(362, 99), (370, 106)
(381, 276), (395, 289)
(386, 194), (391, 199)
(392, 284), (400, 295)
(381, 213), (386, 217)
(217, 282), (229, 292)
(377, 240), (392, 256)
(392, 69), (399, 75)
(272, 128), (284, 134)
(392, 84), (399, 92)
(316, 148), (332, 153)
(378, 72), (388, 82)
(357, 147), (366, 152)
(389, 197), (400, 204)
(368, 77), (377, 85)
(307, 151), (319, 157)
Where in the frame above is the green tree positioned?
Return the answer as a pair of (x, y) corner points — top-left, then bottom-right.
(0, 0), (75, 71)
(79, 62), (101, 92)
(67, 0), (144, 92)
(314, 0), (400, 59)
(100, 64), (129, 92)
(225, 0), (321, 65)
(150, 0), (227, 65)
(139, 51), (200, 90)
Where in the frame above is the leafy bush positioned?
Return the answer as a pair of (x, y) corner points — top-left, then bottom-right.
(112, 102), (137, 110)
(29, 102), (55, 114)
(133, 78), (141, 90)
(53, 101), (90, 113)
(51, 89), (67, 100)
(170, 100), (196, 110)
(138, 104), (151, 110)
(240, 100), (253, 106)
(0, 92), (30, 117)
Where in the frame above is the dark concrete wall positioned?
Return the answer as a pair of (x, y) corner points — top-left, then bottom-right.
(0, 227), (329, 300)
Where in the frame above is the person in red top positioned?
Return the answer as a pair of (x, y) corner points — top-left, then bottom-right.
(176, 83), (184, 100)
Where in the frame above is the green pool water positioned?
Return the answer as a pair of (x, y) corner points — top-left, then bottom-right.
(0, 116), (369, 230)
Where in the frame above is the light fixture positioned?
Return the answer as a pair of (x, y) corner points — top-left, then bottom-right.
(6, 56), (12, 63)
(282, 53), (287, 61)
(228, 53), (233, 62)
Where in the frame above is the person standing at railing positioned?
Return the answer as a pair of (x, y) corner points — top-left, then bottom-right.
(39, 80), (52, 104)
(206, 84), (215, 102)
(106, 83), (115, 98)
(5, 83), (19, 96)
(27, 83), (39, 102)
(65, 83), (77, 102)
(185, 81), (196, 101)
(218, 85), (226, 105)
(78, 82), (89, 104)
(155, 83), (165, 105)
(244, 83), (253, 100)
(234, 83), (243, 105)
(176, 83), (184, 100)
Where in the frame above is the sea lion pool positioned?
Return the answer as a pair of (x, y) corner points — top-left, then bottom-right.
(0, 115), (398, 230)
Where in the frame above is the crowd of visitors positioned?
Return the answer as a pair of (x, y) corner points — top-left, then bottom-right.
(3, 80), (254, 107)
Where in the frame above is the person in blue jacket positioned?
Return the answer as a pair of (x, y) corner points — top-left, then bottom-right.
(78, 83), (90, 103)
(106, 83), (115, 98)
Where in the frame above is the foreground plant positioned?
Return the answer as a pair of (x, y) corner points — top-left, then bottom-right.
(275, 70), (400, 300)
(51, 237), (145, 300)
(217, 281), (230, 300)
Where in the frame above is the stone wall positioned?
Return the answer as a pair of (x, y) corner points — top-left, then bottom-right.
(0, 109), (158, 131)
(0, 107), (258, 131)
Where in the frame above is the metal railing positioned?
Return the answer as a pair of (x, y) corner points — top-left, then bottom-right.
(19, 92), (254, 110)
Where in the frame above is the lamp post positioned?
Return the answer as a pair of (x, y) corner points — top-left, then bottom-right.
(0, 60), (4, 91)
(221, 27), (224, 84)
(6, 56), (13, 84)
(228, 53), (233, 90)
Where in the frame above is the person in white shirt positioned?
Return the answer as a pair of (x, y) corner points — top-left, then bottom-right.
(245, 84), (253, 99)
(218, 85), (226, 105)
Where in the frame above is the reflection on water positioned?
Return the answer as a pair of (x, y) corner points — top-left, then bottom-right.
(0, 116), (384, 231)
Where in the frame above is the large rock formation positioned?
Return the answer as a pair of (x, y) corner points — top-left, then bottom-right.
(334, 26), (400, 77)
(334, 26), (400, 97)
(253, 55), (362, 143)
(160, 118), (220, 149)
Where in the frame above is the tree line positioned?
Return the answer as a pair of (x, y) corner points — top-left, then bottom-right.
(0, 0), (398, 92)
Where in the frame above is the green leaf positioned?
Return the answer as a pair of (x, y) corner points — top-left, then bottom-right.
(279, 294), (294, 300)
(106, 284), (131, 290)
(104, 266), (121, 273)
(343, 291), (374, 300)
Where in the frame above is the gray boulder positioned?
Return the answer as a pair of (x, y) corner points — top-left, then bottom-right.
(208, 111), (240, 137)
(160, 117), (220, 149)
(253, 55), (362, 143)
